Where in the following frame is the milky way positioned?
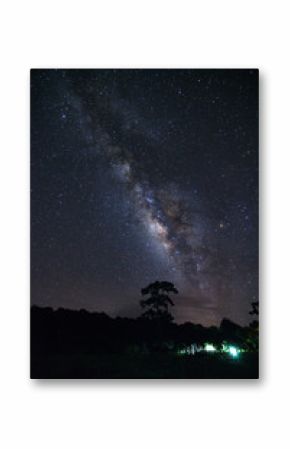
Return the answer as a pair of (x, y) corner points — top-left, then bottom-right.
(31, 69), (258, 325)
(67, 85), (209, 292)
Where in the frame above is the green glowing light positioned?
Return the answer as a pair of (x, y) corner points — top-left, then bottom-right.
(228, 346), (238, 357)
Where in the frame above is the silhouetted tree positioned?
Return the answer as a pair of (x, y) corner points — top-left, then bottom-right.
(249, 301), (259, 316)
(140, 281), (178, 322)
(247, 301), (259, 351)
(249, 301), (259, 331)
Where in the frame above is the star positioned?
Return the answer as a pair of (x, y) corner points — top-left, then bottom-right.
(31, 68), (258, 326)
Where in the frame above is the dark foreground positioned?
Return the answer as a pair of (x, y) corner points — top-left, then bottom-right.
(31, 352), (258, 379)
(31, 306), (258, 379)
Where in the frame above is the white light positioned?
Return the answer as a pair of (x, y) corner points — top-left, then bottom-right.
(228, 346), (238, 357)
(204, 344), (216, 352)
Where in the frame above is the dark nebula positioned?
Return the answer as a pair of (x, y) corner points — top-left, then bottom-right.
(31, 69), (258, 326)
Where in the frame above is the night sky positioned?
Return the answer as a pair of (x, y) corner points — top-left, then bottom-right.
(31, 69), (258, 326)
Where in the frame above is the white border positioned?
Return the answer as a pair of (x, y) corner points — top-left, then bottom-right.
(0, 1), (289, 448)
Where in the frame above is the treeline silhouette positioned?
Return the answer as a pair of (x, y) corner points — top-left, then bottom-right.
(31, 305), (258, 378)
(31, 280), (258, 378)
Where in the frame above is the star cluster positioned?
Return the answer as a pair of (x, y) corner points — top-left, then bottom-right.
(31, 69), (258, 325)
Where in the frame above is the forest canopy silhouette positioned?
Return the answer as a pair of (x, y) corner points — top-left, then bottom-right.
(31, 280), (258, 379)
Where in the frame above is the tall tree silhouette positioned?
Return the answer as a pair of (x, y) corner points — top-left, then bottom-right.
(248, 300), (259, 350)
(249, 301), (259, 316)
(140, 281), (178, 322)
